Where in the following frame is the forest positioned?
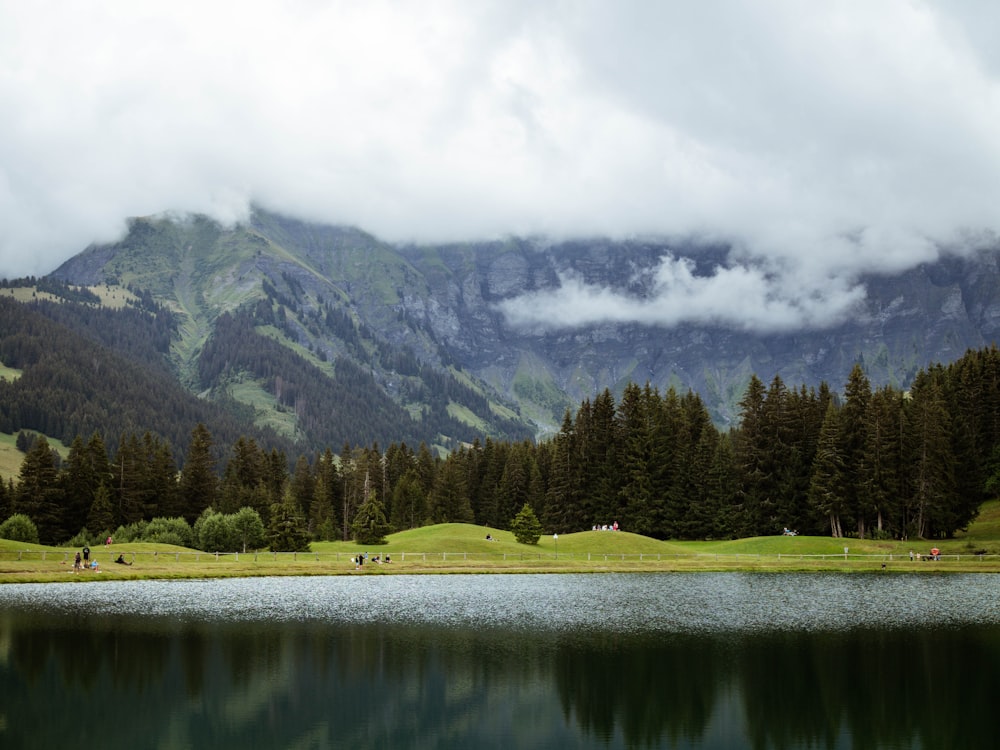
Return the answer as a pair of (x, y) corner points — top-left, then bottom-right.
(3, 344), (999, 549)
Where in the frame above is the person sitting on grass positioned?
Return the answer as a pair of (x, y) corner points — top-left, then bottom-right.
(115, 554), (132, 565)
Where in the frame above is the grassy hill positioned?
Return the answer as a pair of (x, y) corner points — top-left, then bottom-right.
(2, 502), (998, 583)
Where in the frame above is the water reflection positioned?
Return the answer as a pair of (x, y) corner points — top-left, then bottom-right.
(1, 574), (998, 749)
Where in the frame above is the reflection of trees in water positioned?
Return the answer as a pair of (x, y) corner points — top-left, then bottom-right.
(0, 616), (569, 748)
(552, 632), (726, 746)
(735, 629), (1000, 750)
(552, 628), (1000, 749)
(3, 613), (1000, 748)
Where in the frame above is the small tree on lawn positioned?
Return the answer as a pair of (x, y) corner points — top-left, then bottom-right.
(352, 472), (391, 545)
(231, 506), (266, 553)
(511, 503), (542, 545)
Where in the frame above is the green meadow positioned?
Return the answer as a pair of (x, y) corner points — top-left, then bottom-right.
(2, 500), (998, 583)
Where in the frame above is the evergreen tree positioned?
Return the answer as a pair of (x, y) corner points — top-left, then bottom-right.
(616, 383), (658, 536)
(510, 502), (542, 544)
(390, 469), (427, 530)
(179, 423), (218, 523)
(864, 386), (904, 537)
(352, 472), (391, 545)
(267, 494), (310, 552)
(310, 448), (340, 540)
(14, 436), (65, 543)
(808, 403), (848, 537)
(734, 374), (769, 536)
(543, 409), (582, 533)
(220, 436), (268, 514)
(904, 372), (957, 538)
(428, 454), (473, 523)
(0, 474), (9, 521)
(87, 483), (115, 537)
(839, 364), (874, 537)
(60, 435), (98, 537)
(496, 441), (533, 529)
(289, 454), (315, 516)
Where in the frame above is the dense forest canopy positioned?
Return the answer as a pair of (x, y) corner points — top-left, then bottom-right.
(4, 345), (1000, 548)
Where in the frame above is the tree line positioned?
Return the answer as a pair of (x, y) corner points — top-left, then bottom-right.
(3, 346), (1000, 548)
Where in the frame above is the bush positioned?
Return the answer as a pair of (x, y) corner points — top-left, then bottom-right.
(143, 517), (194, 547)
(0, 514), (40, 544)
(112, 521), (149, 544)
(195, 510), (233, 552)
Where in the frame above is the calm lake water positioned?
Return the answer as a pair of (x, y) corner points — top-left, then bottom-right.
(1, 573), (998, 749)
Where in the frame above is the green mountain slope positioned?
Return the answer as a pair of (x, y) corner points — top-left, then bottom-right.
(49, 207), (1000, 443)
(46, 212), (535, 451)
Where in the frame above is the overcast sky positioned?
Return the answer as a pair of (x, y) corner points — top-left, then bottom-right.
(2, 1), (999, 331)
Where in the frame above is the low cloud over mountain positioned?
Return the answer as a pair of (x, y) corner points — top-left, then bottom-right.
(3, 2), (1000, 335)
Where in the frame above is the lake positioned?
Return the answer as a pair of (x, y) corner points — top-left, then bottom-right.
(1, 573), (997, 749)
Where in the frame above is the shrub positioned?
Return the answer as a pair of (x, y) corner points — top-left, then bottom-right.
(195, 510), (233, 552)
(0, 514), (40, 544)
(143, 517), (194, 547)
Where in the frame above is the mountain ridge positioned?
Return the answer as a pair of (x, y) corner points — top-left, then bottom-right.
(48, 208), (1000, 441)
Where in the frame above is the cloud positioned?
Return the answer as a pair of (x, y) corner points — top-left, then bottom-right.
(496, 254), (870, 333)
(1, 1), (998, 332)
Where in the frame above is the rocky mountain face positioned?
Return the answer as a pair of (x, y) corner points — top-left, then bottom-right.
(52, 208), (1000, 439)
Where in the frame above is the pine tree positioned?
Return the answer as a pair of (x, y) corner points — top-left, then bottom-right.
(839, 364), (874, 537)
(543, 410), (580, 533)
(14, 436), (65, 543)
(87, 483), (115, 537)
(734, 374), (769, 536)
(428, 455), (473, 523)
(267, 493), (310, 552)
(60, 435), (98, 536)
(510, 502), (542, 544)
(616, 383), (657, 536)
(808, 403), (848, 537)
(904, 372), (956, 538)
(352, 472), (391, 544)
(179, 423), (218, 524)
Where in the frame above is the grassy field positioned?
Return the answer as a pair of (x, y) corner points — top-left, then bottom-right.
(2, 501), (999, 583)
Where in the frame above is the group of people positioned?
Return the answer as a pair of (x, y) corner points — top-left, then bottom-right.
(72, 545), (99, 572)
(71, 543), (132, 572)
(352, 552), (391, 569)
(592, 521), (620, 532)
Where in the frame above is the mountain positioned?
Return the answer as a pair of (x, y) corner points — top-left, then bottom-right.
(45, 207), (1000, 446)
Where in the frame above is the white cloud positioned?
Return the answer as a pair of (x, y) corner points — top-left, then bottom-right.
(0, 0), (998, 332)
